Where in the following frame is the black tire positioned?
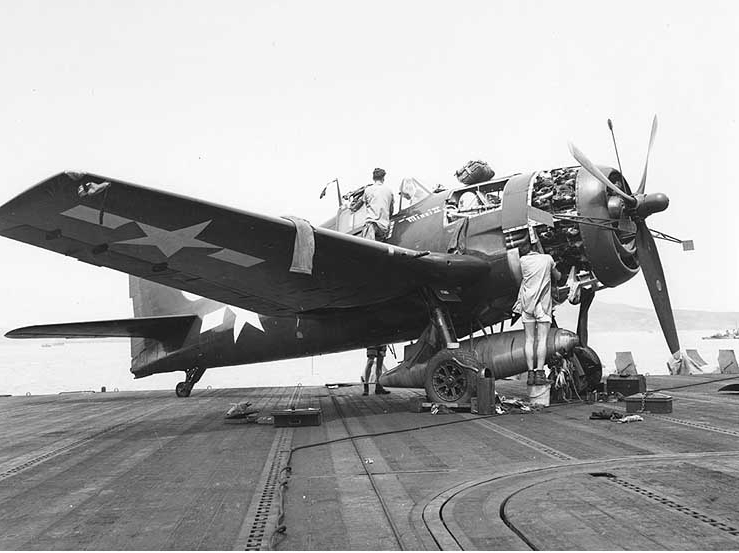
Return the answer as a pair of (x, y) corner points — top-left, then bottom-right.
(424, 349), (482, 403)
(573, 346), (603, 392)
(175, 382), (192, 398)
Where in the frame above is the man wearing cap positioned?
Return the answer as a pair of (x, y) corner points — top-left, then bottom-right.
(361, 168), (395, 242)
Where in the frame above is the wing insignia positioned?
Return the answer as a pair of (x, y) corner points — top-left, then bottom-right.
(0, 172), (490, 317)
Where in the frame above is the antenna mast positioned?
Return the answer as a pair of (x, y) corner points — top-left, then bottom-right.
(607, 118), (625, 178)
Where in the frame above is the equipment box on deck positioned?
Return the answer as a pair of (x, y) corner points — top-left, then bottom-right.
(606, 374), (646, 396)
(625, 393), (673, 414)
(272, 407), (322, 427)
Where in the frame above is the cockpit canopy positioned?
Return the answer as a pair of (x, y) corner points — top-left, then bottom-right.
(334, 176), (435, 234)
(398, 177), (432, 210)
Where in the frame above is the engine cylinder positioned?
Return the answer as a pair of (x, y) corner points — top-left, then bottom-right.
(519, 165), (640, 290)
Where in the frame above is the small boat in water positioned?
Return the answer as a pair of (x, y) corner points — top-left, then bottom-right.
(702, 328), (739, 340)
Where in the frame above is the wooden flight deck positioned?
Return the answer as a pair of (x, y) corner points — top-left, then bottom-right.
(2, 374), (739, 550)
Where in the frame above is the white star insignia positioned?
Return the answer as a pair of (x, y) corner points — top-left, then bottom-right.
(200, 306), (227, 334)
(113, 220), (219, 257)
(232, 307), (264, 339)
(183, 293), (265, 340)
(64, 208), (265, 268)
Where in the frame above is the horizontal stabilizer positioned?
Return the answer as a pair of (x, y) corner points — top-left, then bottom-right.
(5, 315), (197, 341)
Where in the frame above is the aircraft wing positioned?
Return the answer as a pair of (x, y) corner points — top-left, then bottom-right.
(0, 172), (490, 317)
(6, 315), (197, 340)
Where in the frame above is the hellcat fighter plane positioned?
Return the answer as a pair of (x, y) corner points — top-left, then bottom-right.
(0, 118), (686, 400)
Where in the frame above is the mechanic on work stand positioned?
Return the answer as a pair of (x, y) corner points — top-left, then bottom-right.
(358, 167), (394, 394)
(515, 234), (561, 388)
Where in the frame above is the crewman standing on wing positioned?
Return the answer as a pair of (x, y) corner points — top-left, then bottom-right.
(361, 167), (394, 242)
(361, 167), (393, 394)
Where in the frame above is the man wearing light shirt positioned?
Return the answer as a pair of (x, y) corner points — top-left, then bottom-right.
(361, 167), (394, 242)
(515, 239), (561, 387)
(360, 167), (393, 394)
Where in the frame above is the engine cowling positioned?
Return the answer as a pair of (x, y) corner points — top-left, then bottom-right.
(575, 166), (639, 287)
(503, 166), (640, 291)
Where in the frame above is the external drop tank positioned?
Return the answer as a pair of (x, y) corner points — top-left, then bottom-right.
(468, 328), (579, 379)
(379, 328), (579, 389)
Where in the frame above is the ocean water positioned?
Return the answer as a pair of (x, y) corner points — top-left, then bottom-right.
(584, 329), (738, 376)
(0, 329), (736, 396)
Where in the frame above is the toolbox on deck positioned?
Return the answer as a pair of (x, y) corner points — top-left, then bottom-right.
(625, 393), (673, 414)
(408, 397), (470, 413)
(271, 407), (322, 427)
(606, 374), (646, 396)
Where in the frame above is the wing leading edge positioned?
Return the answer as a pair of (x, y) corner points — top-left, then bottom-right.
(5, 315), (197, 341)
(0, 172), (490, 317)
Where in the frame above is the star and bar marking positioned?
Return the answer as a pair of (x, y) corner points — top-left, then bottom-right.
(113, 220), (218, 257)
(61, 205), (131, 229)
(61, 205), (264, 269)
(190, 296), (265, 340)
(61, 205), (267, 342)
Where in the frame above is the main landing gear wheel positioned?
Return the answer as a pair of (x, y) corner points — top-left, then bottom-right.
(175, 382), (193, 398)
(424, 350), (482, 404)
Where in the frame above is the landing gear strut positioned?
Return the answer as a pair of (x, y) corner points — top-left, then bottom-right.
(175, 366), (205, 398)
(576, 286), (596, 347)
(421, 288), (484, 403)
(572, 286), (602, 392)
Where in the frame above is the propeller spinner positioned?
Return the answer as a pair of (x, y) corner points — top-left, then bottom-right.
(569, 116), (681, 358)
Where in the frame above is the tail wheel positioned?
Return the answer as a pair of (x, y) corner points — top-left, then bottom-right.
(573, 346), (603, 392)
(175, 382), (192, 398)
(424, 349), (482, 403)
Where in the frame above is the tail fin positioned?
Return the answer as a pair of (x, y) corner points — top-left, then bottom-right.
(129, 276), (194, 317)
(128, 277), (203, 375)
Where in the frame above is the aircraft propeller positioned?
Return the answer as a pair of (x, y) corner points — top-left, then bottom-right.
(568, 115), (681, 358)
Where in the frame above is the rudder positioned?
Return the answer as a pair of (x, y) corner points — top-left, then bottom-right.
(129, 276), (195, 317)
(128, 276), (203, 376)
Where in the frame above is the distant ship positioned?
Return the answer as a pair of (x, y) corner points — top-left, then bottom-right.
(702, 328), (739, 340)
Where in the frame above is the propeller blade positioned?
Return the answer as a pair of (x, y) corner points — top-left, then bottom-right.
(635, 220), (680, 356)
(637, 115), (658, 194)
(568, 142), (634, 202)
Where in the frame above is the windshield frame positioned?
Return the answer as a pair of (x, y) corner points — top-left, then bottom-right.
(398, 177), (433, 212)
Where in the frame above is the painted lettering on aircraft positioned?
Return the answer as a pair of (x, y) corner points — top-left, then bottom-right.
(396, 206), (442, 224)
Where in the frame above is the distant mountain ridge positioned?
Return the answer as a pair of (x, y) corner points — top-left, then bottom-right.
(580, 302), (739, 333)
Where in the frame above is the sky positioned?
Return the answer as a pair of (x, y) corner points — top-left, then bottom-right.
(0, 1), (737, 336)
